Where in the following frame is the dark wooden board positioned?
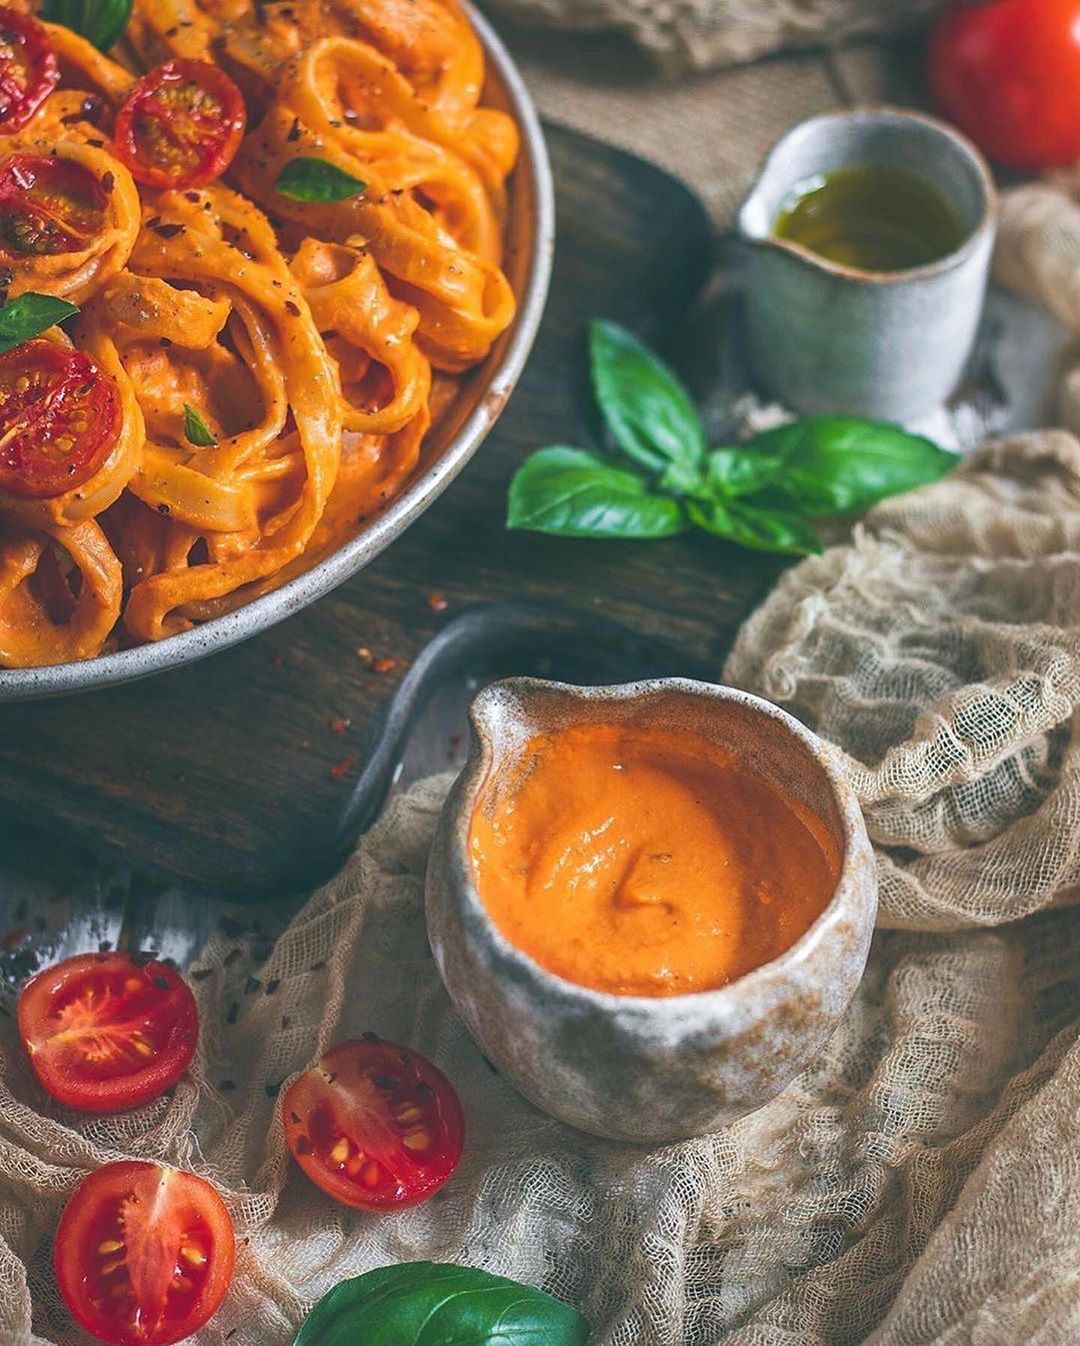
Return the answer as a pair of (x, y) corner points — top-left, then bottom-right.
(0, 125), (788, 893)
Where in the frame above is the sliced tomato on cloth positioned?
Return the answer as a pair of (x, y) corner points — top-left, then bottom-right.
(0, 153), (108, 255)
(0, 10), (58, 135)
(113, 59), (245, 190)
(18, 951), (197, 1110)
(55, 1161), (235, 1346)
(0, 340), (122, 499)
(283, 1036), (466, 1210)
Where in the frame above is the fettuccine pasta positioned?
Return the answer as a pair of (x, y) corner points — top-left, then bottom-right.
(0, 1), (519, 666)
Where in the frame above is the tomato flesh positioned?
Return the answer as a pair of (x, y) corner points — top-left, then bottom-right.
(0, 10), (58, 135)
(930, 0), (1080, 171)
(18, 952), (197, 1111)
(0, 339), (121, 499)
(283, 1036), (465, 1210)
(0, 153), (107, 255)
(54, 1161), (235, 1346)
(113, 59), (246, 190)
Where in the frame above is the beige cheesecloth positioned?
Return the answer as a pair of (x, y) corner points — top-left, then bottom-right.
(5, 16), (1080, 1343)
(3, 431), (1080, 1346)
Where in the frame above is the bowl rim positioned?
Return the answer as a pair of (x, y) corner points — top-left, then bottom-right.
(0, 3), (555, 701)
(445, 675), (876, 1022)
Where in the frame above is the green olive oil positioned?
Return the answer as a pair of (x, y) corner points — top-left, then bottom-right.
(773, 165), (967, 271)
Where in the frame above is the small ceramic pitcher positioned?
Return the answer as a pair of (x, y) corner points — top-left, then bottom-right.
(738, 107), (997, 421)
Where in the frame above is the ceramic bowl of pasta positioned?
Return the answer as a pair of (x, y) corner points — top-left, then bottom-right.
(0, 1), (552, 696)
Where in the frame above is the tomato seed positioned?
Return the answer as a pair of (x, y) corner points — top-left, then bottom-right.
(345, 1152), (365, 1177)
(402, 1129), (429, 1151)
(329, 1137), (350, 1164)
(97, 1239), (124, 1255)
(362, 1160), (381, 1187)
(179, 1244), (207, 1268)
(394, 1105), (422, 1124)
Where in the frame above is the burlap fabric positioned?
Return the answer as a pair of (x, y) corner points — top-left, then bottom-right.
(2, 427), (1080, 1344)
(485, 0), (939, 73)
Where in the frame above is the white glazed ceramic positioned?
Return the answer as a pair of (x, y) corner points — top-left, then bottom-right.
(425, 678), (878, 1143)
(738, 106), (997, 421)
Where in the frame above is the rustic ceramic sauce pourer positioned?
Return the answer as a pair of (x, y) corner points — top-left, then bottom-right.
(738, 107), (997, 421)
(425, 678), (878, 1143)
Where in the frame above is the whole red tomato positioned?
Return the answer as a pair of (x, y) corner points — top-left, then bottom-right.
(930, 0), (1080, 170)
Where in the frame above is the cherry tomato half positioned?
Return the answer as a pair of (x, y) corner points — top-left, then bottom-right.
(113, 59), (245, 191)
(0, 10), (58, 135)
(283, 1036), (465, 1211)
(18, 952), (198, 1111)
(54, 1161), (235, 1346)
(0, 153), (108, 256)
(0, 340), (122, 500)
(930, 0), (1080, 171)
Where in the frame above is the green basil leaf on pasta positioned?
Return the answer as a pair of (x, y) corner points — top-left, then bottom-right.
(41, 0), (133, 52)
(274, 156), (367, 202)
(507, 445), (688, 538)
(293, 1263), (590, 1346)
(183, 403), (218, 448)
(0, 293), (79, 353)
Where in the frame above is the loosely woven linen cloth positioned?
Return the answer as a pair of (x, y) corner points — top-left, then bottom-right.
(485, 0), (938, 73)
(2, 428), (1080, 1344)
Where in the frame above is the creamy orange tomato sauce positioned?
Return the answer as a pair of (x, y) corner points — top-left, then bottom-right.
(469, 722), (839, 997)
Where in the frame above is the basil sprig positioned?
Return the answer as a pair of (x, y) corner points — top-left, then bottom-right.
(294, 1263), (589, 1346)
(0, 293), (79, 353)
(183, 403), (218, 448)
(274, 156), (367, 203)
(41, 0), (133, 52)
(507, 320), (957, 555)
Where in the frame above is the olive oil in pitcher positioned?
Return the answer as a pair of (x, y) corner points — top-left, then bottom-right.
(773, 165), (967, 271)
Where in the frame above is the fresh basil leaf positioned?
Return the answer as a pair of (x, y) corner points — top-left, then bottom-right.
(183, 403), (218, 448)
(507, 445), (687, 538)
(745, 416), (955, 514)
(0, 293), (79, 353)
(274, 156), (366, 202)
(293, 1262), (590, 1346)
(704, 445), (787, 498)
(41, 0), (133, 51)
(589, 319), (705, 487)
(688, 497), (822, 555)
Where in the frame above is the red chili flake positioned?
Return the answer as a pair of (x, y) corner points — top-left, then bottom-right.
(372, 657), (397, 674)
(0, 926), (28, 952)
(427, 592), (448, 612)
(329, 752), (359, 781)
(284, 299), (301, 317)
(328, 715), (350, 735)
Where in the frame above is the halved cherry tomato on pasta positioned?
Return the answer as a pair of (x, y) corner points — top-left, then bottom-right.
(283, 1036), (465, 1211)
(54, 1160), (235, 1346)
(0, 10), (58, 135)
(0, 339), (121, 499)
(113, 59), (245, 191)
(18, 951), (197, 1112)
(0, 153), (108, 256)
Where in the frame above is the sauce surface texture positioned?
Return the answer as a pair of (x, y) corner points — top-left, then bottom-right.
(469, 723), (839, 997)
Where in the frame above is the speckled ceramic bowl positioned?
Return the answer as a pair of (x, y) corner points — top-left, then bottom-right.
(425, 677), (877, 1143)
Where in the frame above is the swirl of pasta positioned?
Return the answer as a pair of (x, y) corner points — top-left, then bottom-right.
(0, 325), (144, 532)
(0, 138), (141, 307)
(112, 185), (343, 641)
(0, 519), (122, 665)
(235, 103), (515, 370)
